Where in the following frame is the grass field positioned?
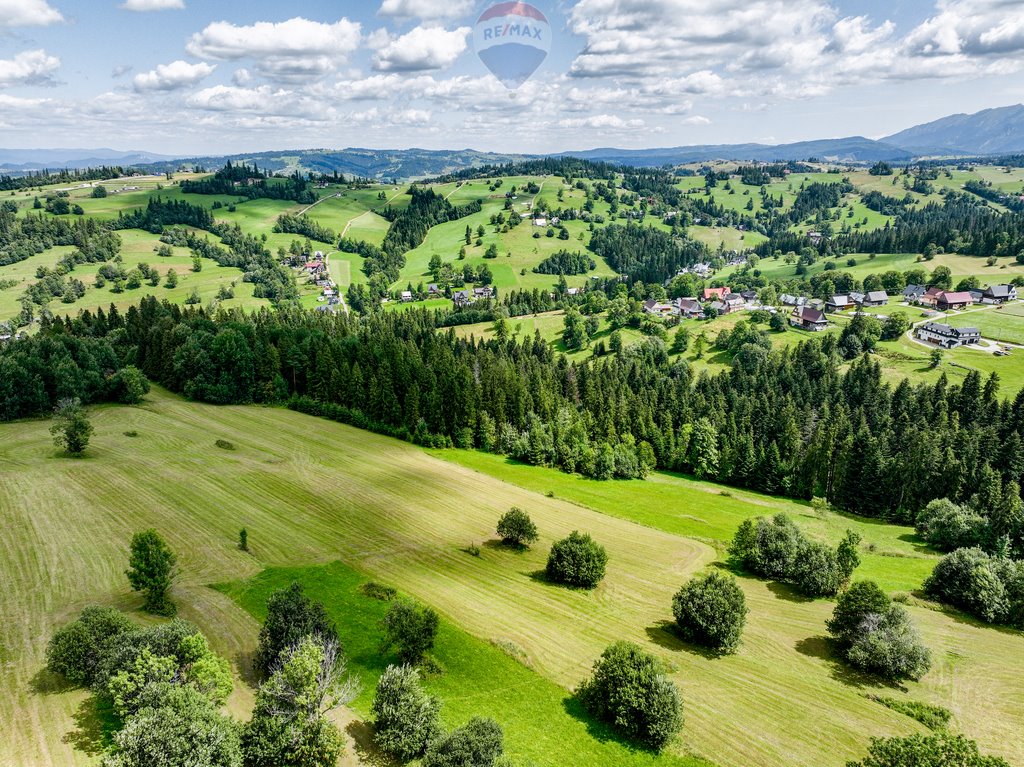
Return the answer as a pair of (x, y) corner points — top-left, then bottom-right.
(2, 389), (1023, 767)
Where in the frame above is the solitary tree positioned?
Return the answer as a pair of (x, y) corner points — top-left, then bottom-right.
(381, 599), (439, 665)
(546, 531), (608, 589)
(253, 582), (337, 678)
(672, 571), (747, 653)
(371, 664), (442, 760)
(50, 398), (93, 456)
(496, 507), (539, 548)
(125, 530), (177, 616)
(421, 717), (505, 767)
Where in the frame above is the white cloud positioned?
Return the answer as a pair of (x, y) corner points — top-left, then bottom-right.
(232, 68), (252, 86)
(186, 17), (362, 81)
(0, 49), (60, 88)
(0, 0), (63, 27)
(120, 0), (185, 11)
(133, 60), (215, 92)
(378, 0), (474, 20)
(371, 25), (470, 72)
(558, 114), (646, 130)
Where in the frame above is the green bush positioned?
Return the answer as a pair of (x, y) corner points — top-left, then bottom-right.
(381, 599), (440, 665)
(371, 664), (442, 760)
(252, 582), (337, 678)
(46, 606), (136, 686)
(546, 531), (608, 589)
(923, 548), (1024, 627)
(846, 732), (1009, 767)
(867, 696), (951, 731)
(422, 717), (505, 767)
(577, 641), (683, 751)
(671, 571), (747, 653)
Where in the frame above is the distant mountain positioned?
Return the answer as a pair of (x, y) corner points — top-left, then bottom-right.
(0, 148), (175, 173)
(561, 137), (913, 166)
(883, 104), (1024, 155)
(132, 148), (531, 181)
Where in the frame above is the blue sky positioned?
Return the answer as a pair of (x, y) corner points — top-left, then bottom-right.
(1, 0), (1023, 155)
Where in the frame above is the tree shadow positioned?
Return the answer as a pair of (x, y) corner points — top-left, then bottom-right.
(345, 720), (398, 767)
(29, 667), (76, 695)
(62, 697), (116, 757)
(794, 636), (907, 692)
(766, 581), (815, 604)
(644, 620), (725, 660)
(482, 538), (529, 553)
(233, 648), (259, 687)
(561, 695), (662, 755)
(895, 533), (937, 555)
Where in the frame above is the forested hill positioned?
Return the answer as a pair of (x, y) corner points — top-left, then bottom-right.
(3, 297), (1023, 557)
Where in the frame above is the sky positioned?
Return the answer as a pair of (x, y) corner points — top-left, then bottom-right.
(1, 0), (1024, 155)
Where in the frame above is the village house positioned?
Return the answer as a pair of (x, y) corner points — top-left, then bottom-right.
(917, 287), (944, 308)
(983, 284), (1018, 304)
(703, 286), (730, 302)
(859, 290), (889, 308)
(675, 298), (704, 319)
(428, 283), (442, 297)
(903, 284), (926, 302)
(916, 322), (981, 348)
(740, 289), (758, 303)
(937, 291), (974, 311)
(532, 217), (548, 227)
(643, 300), (676, 318)
(723, 293), (746, 311)
(849, 291), (866, 306)
(708, 300), (726, 316)
(474, 286), (495, 300)
(791, 307), (828, 331)
(400, 290), (414, 303)
(453, 290), (472, 308)
(825, 295), (854, 313)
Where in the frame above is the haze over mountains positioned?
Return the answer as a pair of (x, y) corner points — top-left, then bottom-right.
(4, 104), (1024, 179)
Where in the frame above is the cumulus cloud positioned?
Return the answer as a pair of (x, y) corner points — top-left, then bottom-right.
(557, 114), (646, 130)
(121, 0), (185, 10)
(378, 0), (474, 20)
(133, 60), (215, 92)
(0, 0), (63, 28)
(0, 49), (60, 88)
(371, 25), (470, 71)
(186, 17), (361, 81)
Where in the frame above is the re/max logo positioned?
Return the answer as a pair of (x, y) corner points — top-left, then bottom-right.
(482, 24), (543, 41)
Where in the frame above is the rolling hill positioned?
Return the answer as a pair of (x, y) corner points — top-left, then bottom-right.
(883, 104), (1024, 155)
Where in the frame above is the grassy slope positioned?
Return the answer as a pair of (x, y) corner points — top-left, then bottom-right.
(2, 390), (1023, 767)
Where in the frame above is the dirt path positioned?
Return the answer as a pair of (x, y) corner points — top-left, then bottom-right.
(297, 192), (340, 216)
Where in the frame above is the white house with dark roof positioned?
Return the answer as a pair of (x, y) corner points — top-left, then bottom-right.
(916, 322), (981, 348)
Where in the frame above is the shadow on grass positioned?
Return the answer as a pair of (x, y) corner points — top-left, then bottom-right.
(345, 720), (398, 767)
(233, 648), (259, 687)
(561, 695), (662, 755)
(895, 533), (937, 555)
(62, 696), (117, 757)
(29, 667), (76, 695)
(526, 569), (600, 593)
(645, 620), (727, 660)
(794, 636), (906, 692)
(482, 538), (530, 553)
(766, 581), (816, 604)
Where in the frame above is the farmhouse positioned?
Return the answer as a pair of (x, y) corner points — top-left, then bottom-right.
(675, 298), (704, 318)
(428, 283), (442, 297)
(903, 284), (926, 302)
(791, 307), (828, 331)
(453, 290), (472, 307)
(400, 290), (413, 302)
(916, 322), (981, 348)
(474, 286), (495, 300)
(643, 300), (676, 317)
(723, 293), (746, 311)
(983, 284), (1018, 303)
(937, 291), (974, 311)
(917, 287), (943, 308)
(703, 286), (730, 301)
(859, 290), (889, 307)
(825, 295), (854, 313)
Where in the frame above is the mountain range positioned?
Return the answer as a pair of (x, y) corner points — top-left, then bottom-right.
(4, 104), (1024, 179)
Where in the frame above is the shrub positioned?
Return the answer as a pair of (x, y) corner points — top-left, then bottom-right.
(371, 664), (442, 760)
(46, 606), (136, 686)
(381, 599), (440, 664)
(91, 619), (202, 693)
(49, 398), (93, 456)
(496, 507), (538, 548)
(730, 515), (860, 597)
(360, 581), (397, 601)
(829, 581), (931, 681)
(671, 571), (747, 653)
(867, 696), (952, 731)
(252, 582), (337, 678)
(546, 531), (608, 589)
(923, 548), (1024, 627)
(422, 717), (505, 767)
(101, 685), (241, 767)
(577, 641), (683, 750)
(915, 499), (986, 552)
(846, 732), (1010, 767)
(215, 439), (235, 450)
(125, 529), (177, 616)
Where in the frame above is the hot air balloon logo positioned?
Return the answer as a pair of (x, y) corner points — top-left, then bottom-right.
(474, 2), (551, 90)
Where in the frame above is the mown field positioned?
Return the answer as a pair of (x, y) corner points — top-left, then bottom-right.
(2, 389), (1022, 767)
